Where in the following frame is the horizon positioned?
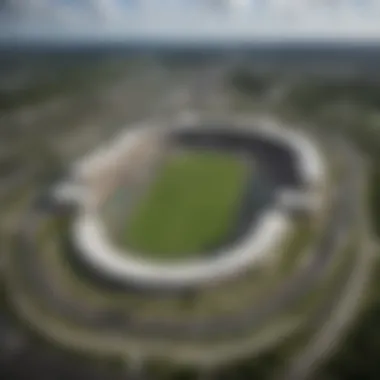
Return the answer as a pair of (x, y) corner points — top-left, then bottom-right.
(2, 1), (380, 47)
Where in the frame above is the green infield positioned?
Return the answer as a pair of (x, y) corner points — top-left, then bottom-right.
(122, 151), (249, 259)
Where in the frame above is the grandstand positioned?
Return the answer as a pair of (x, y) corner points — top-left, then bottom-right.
(50, 117), (326, 290)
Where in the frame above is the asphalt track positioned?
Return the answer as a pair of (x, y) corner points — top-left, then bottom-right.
(11, 138), (360, 342)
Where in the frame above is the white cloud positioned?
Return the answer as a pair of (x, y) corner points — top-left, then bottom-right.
(1, 1), (380, 45)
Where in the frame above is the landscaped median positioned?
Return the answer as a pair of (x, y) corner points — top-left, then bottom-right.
(5, 218), (362, 368)
(4, 184), (362, 369)
(8, 205), (319, 322)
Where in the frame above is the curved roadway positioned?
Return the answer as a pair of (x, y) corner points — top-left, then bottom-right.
(11, 138), (360, 341)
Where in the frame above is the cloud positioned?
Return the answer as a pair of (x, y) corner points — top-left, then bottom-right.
(1, 1), (380, 46)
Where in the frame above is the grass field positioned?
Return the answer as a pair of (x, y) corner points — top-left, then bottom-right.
(123, 151), (249, 259)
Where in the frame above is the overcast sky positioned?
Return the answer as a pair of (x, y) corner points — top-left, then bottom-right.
(1, 1), (380, 46)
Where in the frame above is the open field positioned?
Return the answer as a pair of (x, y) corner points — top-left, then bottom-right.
(123, 151), (249, 259)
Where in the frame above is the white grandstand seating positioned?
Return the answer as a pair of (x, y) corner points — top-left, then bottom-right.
(55, 119), (325, 289)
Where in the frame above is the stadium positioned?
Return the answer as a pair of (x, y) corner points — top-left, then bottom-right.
(5, 114), (369, 375)
(53, 117), (326, 290)
(0, 3), (377, 380)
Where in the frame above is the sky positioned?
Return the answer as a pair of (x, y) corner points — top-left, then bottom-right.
(1, 1), (380, 46)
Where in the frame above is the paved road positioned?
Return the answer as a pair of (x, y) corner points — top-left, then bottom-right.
(279, 145), (371, 380)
